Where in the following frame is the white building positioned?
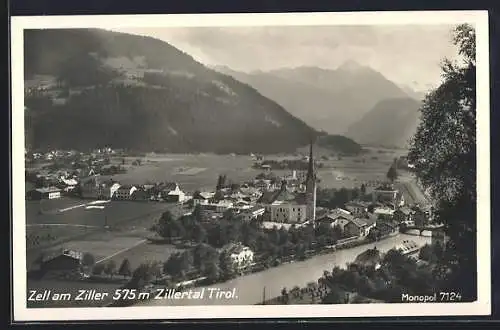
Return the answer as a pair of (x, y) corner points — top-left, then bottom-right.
(199, 200), (234, 213)
(160, 182), (186, 203)
(240, 206), (266, 222)
(114, 185), (137, 200)
(257, 181), (310, 224)
(269, 201), (307, 223)
(192, 191), (215, 206)
(221, 243), (254, 270)
(100, 182), (121, 199)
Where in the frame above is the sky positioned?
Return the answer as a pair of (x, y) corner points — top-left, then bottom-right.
(113, 25), (460, 92)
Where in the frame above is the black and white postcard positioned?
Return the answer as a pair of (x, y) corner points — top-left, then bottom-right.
(11, 11), (491, 321)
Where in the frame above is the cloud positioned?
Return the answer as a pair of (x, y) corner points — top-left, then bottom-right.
(113, 25), (459, 89)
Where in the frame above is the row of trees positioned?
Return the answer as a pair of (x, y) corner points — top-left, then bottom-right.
(316, 186), (369, 209)
(408, 24), (477, 300)
(316, 247), (442, 304)
(152, 208), (345, 268)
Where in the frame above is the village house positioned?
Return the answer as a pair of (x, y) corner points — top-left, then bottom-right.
(344, 217), (377, 238)
(131, 187), (150, 201)
(394, 206), (414, 223)
(372, 185), (404, 207)
(316, 208), (354, 229)
(27, 187), (62, 200)
(220, 243), (254, 270)
(40, 249), (83, 276)
(375, 220), (400, 236)
(373, 206), (395, 220)
(199, 199), (234, 213)
(192, 191), (215, 206)
(59, 177), (78, 192)
(114, 185), (137, 200)
(345, 201), (369, 216)
(155, 182), (186, 203)
(240, 206), (266, 222)
(98, 182), (121, 199)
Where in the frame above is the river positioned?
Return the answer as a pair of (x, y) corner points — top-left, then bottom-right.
(138, 233), (431, 306)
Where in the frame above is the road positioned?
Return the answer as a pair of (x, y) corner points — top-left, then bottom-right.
(396, 173), (430, 206)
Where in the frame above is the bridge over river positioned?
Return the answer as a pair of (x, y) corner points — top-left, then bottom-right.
(137, 233), (431, 306)
(402, 224), (444, 236)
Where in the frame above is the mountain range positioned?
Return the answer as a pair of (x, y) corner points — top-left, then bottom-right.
(213, 62), (427, 148)
(23, 28), (362, 155)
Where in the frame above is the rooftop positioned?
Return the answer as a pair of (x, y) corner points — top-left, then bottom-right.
(35, 187), (61, 193)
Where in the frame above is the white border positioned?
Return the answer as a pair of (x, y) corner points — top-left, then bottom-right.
(11, 11), (491, 321)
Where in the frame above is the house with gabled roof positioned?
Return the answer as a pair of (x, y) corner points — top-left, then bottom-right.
(344, 216), (377, 238)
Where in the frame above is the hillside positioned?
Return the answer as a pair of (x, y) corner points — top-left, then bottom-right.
(24, 29), (325, 155)
(214, 62), (412, 134)
(344, 97), (422, 148)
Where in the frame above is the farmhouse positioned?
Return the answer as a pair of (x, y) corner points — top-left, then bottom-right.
(192, 191), (215, 206)
(159, 182), (186, 203)
(114, 185), (137, 200)
(99, 182), (121, 199)
(394, 206), (414, 223)
(41, 249), (83, 274)
(344, 217), (376, 238)
(373, 206), (395, 220)
(316, 208), (353, 228)
(345, 201), (369, 216)
(27, 187), (62, 200)
(372, 185), (404, 206)
(240, 206), (266, 222)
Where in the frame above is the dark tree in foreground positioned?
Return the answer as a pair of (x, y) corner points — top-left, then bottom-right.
(386, 164), (398, 183)
(408, 24), (477, 300)
(81, 253), (95, 268)
(118, 258), (132, 278)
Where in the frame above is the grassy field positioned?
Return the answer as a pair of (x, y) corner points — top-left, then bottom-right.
(25, 201), (181, 266)
(101, 147), (407, 192)
(97, 241), (183, 271)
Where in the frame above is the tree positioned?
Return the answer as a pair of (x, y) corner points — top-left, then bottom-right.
(360, 183), (367, 196)
(408, 24), (477, 300)
(92, 263), (105, 275)
(131, 263), (153, 287)
(81, 253), (95, 268)
(219, 252), (237, 280)
(155, 210), (175, 238)
(216, 174), (227, 191)
(104, 260), (117, 278)
(386, 165), (398, 183)
(193, 223), (207, 243)
(204, 261), (221, 283)
(118, 258), (132, 278)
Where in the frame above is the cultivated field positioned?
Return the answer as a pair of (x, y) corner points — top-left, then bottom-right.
(101, 147), (407, 192)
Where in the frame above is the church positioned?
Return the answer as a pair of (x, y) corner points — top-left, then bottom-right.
(257, 140), (317, 224)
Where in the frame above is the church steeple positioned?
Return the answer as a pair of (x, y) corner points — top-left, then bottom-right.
(305, 137), (317, 222)
(306, 138), (315, 181)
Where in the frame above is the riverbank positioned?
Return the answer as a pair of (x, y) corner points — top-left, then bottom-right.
(136, 233), (430, 306)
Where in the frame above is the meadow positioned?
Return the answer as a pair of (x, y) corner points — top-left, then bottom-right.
(102, 146), (407, 192)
